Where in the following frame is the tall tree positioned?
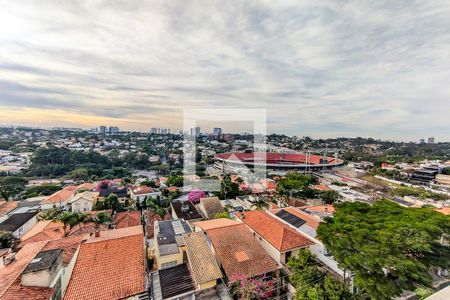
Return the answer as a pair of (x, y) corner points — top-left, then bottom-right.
(317, 201), (450, 300)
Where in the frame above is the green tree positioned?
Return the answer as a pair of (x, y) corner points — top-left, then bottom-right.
(288, 249), (352, 300)
(0, 230), (18, 248)
(166, 175), (183, 187)
(251, 195), (269, 210)
(213, 211), (230, 219)
(52, 211), (90, 236)
(0, 176), (27, 200)
(91, 212), (112, 230)
(317, 201), (450, 300)
(320, 190), (341, 204)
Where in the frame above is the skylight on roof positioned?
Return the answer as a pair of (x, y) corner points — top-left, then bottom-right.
(31, 257), (42, 264)
(172, 220), (185, 235)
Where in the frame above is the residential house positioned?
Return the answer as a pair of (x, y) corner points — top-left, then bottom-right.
(68, 191), (99, 213)
(113, 211), (141, 229)
(40, 186), (78, 210)
(192, 218), (240, 232)
(20, 220), (65, 244)
(196, 196), (225, 220)
(271, 207), (345, 277)
(0, 212), (38, 238)
(150, 263), (195, 300)
(64, 226), (147, 300)
(170, 201), (203, 226)
(0, 235), (83, 300)
(0, 200), (18, 223)
(129, 185), (161, 204)
(205, 223), (280, 281)
(183, 232), (222, 291)
(153, 219), (191, 270)
(235, 210), (314, 264)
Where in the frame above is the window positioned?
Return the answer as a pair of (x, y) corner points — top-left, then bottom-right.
(161, 261), (177, 269)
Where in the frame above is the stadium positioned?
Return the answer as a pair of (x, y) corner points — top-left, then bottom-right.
(213, 152), (344, 174)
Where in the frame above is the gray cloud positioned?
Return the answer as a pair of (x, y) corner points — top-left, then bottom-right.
(0, 0), (449, 140)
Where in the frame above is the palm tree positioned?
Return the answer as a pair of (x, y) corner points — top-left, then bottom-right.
(57, 212), (89, 236)
(252, 195), (269, 210)
(91, 212), (112, 230)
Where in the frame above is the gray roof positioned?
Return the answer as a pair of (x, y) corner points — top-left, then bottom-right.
(156, 219), (191, 256)
(0, 212), (37, 232)
(23, 249), (61, 273)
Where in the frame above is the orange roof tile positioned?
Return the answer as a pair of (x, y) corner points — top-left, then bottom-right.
(302, 204), (335, 213)
(20, 221), (65, 244)
(114, 211), (141, 229)
(193, 218), (240, 231)
(1, 278), (54, 300)
(64, 226), (145, 300)
(40, 186), (77, 205)
(0, 241), (47, 298)
(0, 201), (18, 216)
(435, 207), (450, 215)
(43, 235), (83, 265)
(86, 225), (143, 243)
(206, 224), (279, 279)
(236, 210), (314, 251)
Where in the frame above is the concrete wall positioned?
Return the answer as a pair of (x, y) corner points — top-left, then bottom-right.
(71, 198), (93, 213)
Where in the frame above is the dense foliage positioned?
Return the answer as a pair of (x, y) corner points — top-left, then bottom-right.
(393, 186), (448, 201)
(0, 176), (27, 200)
(317, 201), (450, 300)
(25, 147), (147, 178)
(288, 249), (353, 300)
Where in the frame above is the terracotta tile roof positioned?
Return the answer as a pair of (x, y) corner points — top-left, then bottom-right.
(64, 226), (145, 300)
(184, 232), (222, 285)
(67, 222), (98, 238)
(114, 211), (141, 229)
(76, 182), (95, 191)
(144, 210), (170, 239)
(271, 207), (320, 230)
(206, 224), (279, 279)
(1, 278), (54, 300)
(312, 185), (332, 191)
(193, 218), (240, 231)
(236, 210), (314, 251)
(302, 204), (335, 213)
(20, 220), (65, 244)
(0, 241), (48, 298)
(43, 235), (83, 265)
(40, 186), (77, 205)
(199, 197), (224, 219)
(435, 207), (450, 215)
(129, 185), (154, 195)
(0, 201), (18, 217)
(85, 225), (143, 243)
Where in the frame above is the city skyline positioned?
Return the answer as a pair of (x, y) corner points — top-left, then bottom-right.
(1, 1), (450, 140)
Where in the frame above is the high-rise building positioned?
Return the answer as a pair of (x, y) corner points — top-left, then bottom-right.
(109, 126), (120, 134)
(428, 137), (435, 144)
(98, 126), (107, 134)
(213, 127), (222, 136)
(419, 138), (425, 144)
(190, 127), (201, 137)
(150, 128), (157, 134)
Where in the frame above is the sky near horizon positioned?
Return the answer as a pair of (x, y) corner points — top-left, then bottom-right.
(0, 1), (449, 141)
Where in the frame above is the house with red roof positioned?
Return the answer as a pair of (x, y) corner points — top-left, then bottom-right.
(0, 236), (83, 300)
(128, 185), (161, 203)
(235, 210), (314, 264)
(64, 226), (146, 300)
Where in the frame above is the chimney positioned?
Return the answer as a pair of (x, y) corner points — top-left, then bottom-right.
(1, 251), (15, 268)
(95, 230), (100, 238)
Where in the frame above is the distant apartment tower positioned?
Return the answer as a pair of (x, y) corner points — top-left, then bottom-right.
(150, 128), (157, 134)
(98, 125), (107, 134)
(190, 127), (201, 137)
(428, 137), (435, 144)
(419, 138), (425, 144)
(108, 126), (120, 134)
(213, 127), (222, 136)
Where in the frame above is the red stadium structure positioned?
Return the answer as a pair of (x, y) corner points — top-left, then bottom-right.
(213, 152), (344, 174)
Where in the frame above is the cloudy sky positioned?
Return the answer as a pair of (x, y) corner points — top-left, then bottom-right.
(0, 0), (449, 141)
